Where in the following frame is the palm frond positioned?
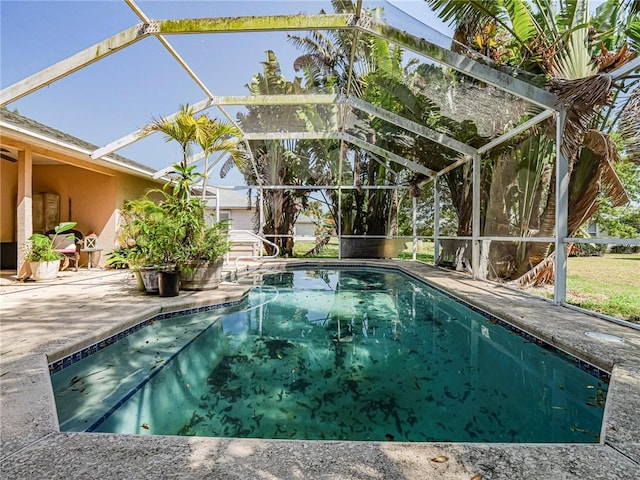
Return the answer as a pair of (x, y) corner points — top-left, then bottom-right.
(531, 0), (559, 38)
(618, 86), (640, 163)
(425, 0), (503, 29)
(219, 156), (238, 179)
(626, 0), (640, 16)
(628, 19), (640, 51)
(552, 24), (598, 79)
(503, 0), (539, 43)
(550, 73), (612, 156)
(557, 0), (586, 30)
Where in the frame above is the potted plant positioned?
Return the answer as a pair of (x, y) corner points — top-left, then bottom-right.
(157, 162), (230, 290)
(117, 197), (184, 295)
(24, 222), (76, 282)
(130, 105), (243, 291)
(180, 217), (230, 290)
(146, 105), (243, 285)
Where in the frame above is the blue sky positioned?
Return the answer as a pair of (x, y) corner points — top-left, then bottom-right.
(1, 0), (605, 187)
(0, 0), (456, 186)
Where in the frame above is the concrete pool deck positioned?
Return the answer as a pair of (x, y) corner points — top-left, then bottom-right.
(1, 260), (639, 479)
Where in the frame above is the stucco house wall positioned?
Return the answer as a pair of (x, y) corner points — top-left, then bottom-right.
(1, 110), (161, 270)
(0, 159), (18, 243)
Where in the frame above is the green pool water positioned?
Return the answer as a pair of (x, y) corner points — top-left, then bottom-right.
(51, 268), (608, 442)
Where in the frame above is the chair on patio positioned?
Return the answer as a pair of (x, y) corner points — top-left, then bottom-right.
(46, 228), (83, 271)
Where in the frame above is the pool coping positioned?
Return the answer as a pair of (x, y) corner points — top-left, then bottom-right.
(2, 261), (639, 479)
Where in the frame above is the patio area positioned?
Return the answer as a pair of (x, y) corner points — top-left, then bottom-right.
(1, 260), (639, 479)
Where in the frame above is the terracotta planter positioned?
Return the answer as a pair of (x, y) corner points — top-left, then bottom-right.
(29, 260), (61, 282)
(180, 259), (223, 290)
(138, 266), (159, 294)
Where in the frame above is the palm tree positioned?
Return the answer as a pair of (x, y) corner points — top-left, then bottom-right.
(145, 104), (245, 199)
(194, 115), (246, 199)
(290, 4), (431, 243)
(227, 50), (320, 256)
(146, 104), (199, 167)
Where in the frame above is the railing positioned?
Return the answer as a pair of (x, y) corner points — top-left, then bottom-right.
(229, 230), (280, 270)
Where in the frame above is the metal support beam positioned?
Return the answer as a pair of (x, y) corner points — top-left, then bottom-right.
(340, 133), (436, 177)
(92, 96), (217, 159)
(92, 95), (339, 159)
(610, 56), (640, 80)
(152, 151), (205, 179)
(476, 109), (555, 155)
(412, 196), (418, 261)
(346, 96), (477, 156)
(554, 109), (569, 305)
(245, 132), (337, 141)
(471, 154), (481, 279)
(126, 0), (215, 100)
(124, 3), (264, 195)
(259, 189), (265, 237)
(359, 21), (558, 110)
(337, 181), (343, 260)
(436, 155), (472, 177)
(433, 178), (440, 266)
(565, 237), (640, 246)
(1, 24), (151, 106)
(211, 94), (338, 105)
(152, 150), (228, 180)
(342, 0), (363, 107)
(156, 14), (352, 35)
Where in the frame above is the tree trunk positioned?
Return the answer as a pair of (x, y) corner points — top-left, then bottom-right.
(483, 152), (518, 279)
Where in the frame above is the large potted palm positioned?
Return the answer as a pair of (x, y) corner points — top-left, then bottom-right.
(143, 105), (243, 290)
(159, 162), (230, 290)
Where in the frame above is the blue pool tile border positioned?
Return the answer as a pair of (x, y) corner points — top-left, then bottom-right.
(245, 263), (611, 383)
(48, 299), (242, 375)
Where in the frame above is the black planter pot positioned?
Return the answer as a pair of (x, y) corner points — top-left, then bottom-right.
(158, 270), (180, 297)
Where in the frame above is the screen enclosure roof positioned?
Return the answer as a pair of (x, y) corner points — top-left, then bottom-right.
(0, 0), (565, 184)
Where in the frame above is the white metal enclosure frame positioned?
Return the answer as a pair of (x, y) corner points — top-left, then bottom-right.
(2, 0), (639, 313)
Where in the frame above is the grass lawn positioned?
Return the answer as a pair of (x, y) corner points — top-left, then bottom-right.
(564, 253), (640, 322)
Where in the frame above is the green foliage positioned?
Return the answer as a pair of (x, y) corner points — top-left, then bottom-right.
(234, 50), (325, 256)
(571, 243), (607, 257)
(118, 172), (230, 269)
(124, 105), (240, 268)
(105, 247), (134, 269)
(593, 160), (640, 238)
(25, 222), (77, 262)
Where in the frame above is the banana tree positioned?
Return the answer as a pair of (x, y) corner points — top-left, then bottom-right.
(424, 0), (638, 283)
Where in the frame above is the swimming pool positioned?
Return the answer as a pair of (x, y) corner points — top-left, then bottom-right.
(50, 267), (609, 442)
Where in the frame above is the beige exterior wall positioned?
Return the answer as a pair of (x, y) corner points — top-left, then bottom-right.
(228, 209), (256, 231)
(109, 171), (159, 253)
(33, 165), (115, 232)
(0, 159), (18, 242)
(1, 134), (160, 270)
